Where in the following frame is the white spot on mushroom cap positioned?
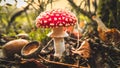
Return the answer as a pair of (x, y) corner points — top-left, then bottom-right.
(48, 18), (52, 21)
(59, 23), (63, 26)
(58, 17), (61, 20)
(50, 13), (54, 16)
(62, 17), (65, 19)
(71, 23), (75, 26)
(63, 22), (65, 24)
(50, 23), (54, 26)
(69, 18), (72, 22)
(44, 20), (47, 23)
(63, 13), (66, 16)
(65, 23), (70, 26)
(56, 14), (59, 16)
(52, 10), (56, 14)
(45, 15), (49, 18)
(54, 17), (57, 21)
(36, 16), (41, 19)
(65, 18), (68, 21)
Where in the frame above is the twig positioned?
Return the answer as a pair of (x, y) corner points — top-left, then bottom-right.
(76, 19), (80, 48)
(42, 39), (53, 50)
(78, 0), (85, 8)
(30, 3), (39, 11)
(76, 59), (80, 67)
(90, 38), (120, 54)
(25, 11), (32, 28)
(68, 36), (82, 42)
(7, 5), (30, 27)
(0, 58), (18, 64)
(67, 0), (94, 20)
(38, 55), (81, 68)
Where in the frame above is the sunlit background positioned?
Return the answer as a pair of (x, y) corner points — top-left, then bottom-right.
(0, 0), (97, 12)
(0, 0), (27, 8)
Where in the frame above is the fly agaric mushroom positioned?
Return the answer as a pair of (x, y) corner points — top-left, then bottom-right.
(36, 9), (77, 57)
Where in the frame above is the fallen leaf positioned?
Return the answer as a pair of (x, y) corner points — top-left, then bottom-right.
(92, 16), (120, 46)
(72, 40), (91, 58)
(64, 26), (82, 38)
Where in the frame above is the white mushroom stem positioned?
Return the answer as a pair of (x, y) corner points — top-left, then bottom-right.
(53, 37), (65, 57)
(47, 27), (68, 57)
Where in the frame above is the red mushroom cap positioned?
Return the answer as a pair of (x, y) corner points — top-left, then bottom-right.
(36, 8), (77, 28)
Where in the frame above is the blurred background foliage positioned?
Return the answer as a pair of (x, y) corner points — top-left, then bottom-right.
(0, 0), (120, 42)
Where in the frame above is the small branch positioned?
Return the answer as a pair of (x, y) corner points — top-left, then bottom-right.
(78, 0), (85, 8)
(68, 36), (82, 42)
(24, 11), (32, 28)
(30, 3), (39, 11)
(90, 38), (120, 54)
(38, 55), (81, 68)
(0, 58), (18, 64)
(67, 0), (94, 19)
(8, 5), (30, 27)
(42, 39), (53, 50)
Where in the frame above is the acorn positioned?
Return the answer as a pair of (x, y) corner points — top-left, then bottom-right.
(2, 39), (29, 59)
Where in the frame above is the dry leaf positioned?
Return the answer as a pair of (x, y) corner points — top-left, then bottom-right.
(105, 28), (120, 46)
(64, 26), (82, 38)
(72, 40), (91, 58)
(92, 16), (109, 42)
(64, 26), (74, 33)
(79, 21), (86, 29)
(92, 16), (120, 46)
